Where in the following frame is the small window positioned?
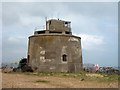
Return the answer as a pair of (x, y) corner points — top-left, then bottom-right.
(65, 24), (68, 28)
(62, 54), (67, 62)
(65, 31), (70, 34)
(68, 23), (71, 28)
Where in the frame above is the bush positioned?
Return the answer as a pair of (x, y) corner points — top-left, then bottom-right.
(17, 58), (33, 72)
(18, 58), (27, 69)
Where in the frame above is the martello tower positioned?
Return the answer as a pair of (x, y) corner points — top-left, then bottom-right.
(27, 19), (83, 72)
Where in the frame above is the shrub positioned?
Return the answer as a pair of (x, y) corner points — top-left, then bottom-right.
(18, 58), (27, 69)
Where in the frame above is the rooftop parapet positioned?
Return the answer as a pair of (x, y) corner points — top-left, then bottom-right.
(34, 19), (72, 35)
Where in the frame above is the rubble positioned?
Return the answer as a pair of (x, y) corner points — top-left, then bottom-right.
(21, 64), (33, 72)
(96, 67), (119, 75)
(2, 68), (13, 73)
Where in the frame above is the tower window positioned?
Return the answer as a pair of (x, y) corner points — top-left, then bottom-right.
(65, 24), (68, 28)
(62, 54), (67, 61)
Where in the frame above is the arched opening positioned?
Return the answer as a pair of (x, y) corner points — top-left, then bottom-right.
(62, 54), (67, 62)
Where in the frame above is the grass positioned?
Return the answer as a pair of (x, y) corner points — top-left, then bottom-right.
(12, 71), (119, 82)
(24, 72), (55, 76)
(85, 74), (119, 82)
(36, 79), (50, 83)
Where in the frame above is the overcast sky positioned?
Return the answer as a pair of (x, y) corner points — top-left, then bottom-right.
(2, 2), (118, 67)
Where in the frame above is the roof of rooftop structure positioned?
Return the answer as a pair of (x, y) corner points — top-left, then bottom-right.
(47, 19), (71, 23)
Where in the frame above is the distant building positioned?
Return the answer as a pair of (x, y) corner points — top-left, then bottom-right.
(27, 19), (83, 72)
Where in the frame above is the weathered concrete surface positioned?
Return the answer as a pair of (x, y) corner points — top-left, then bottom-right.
(28, 34), (83, 72)
(27, 19), (83, 72)
(46, 19), (71, 32)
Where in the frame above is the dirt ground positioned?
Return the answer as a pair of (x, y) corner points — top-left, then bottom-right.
(2, 73), (118, 88)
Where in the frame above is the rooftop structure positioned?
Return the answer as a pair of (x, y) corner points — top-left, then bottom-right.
(34, 19), (72, 35)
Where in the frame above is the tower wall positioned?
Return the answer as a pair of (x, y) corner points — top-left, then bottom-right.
(28, 35), (83, 72)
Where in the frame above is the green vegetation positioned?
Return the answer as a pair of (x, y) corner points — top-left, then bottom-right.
(24, 71), (119, 82)
(36, 79), (50, 83)
(24, 72), (55, 76)
(18, 58), (27, 69)
(85, 74), (119, 82)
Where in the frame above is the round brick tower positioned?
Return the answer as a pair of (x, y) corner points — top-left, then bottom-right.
(27, 19), (83, 72)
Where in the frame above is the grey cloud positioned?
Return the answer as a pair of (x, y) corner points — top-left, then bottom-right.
(2, 2), (118, 66)
(64, 2), (117, 19)
(2, 2), (64, 26)
(2, 36), (28, 63)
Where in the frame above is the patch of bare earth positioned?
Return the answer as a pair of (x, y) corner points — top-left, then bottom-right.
(2, 73), (118, 88)
(86, 73), (104, 77)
